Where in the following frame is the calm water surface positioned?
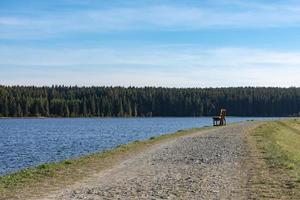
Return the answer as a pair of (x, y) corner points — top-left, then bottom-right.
(0, 117), (278, 175)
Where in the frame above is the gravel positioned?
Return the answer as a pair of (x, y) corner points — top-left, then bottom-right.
(43, 122), (257, 200)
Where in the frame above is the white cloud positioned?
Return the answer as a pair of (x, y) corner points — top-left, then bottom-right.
(0, 17), (23, 25)
(0, 46), (300, 87)
(2, 46), (300, 68)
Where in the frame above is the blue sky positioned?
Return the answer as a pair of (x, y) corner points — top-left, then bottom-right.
(1, 0), (300, 87)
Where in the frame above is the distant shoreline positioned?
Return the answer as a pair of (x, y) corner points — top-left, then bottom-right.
(0, 116), (295, 119)
(1, 86), (299, 118)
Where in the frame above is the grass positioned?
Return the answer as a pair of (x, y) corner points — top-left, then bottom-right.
(252, 119), (300, 190)
(0, 126), (211, 200)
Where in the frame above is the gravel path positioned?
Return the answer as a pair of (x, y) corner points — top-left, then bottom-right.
(43, 122), (257, 200)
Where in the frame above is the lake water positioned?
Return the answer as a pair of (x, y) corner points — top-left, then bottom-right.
(0, 117), (279, 175)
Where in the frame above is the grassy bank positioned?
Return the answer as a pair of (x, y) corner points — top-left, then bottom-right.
(0, 126), (211, 200)
(252, 119), (300, 198)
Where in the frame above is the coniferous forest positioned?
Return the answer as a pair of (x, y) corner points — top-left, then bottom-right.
(0, 85), (299, 117)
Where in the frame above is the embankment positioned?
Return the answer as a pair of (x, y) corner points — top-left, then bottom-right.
(1, 120), (299, 199)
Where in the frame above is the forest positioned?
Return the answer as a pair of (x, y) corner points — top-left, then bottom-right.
(0, 85), (299, 117)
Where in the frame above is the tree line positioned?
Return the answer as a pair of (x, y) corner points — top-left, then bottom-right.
(0, 85), (299, 117)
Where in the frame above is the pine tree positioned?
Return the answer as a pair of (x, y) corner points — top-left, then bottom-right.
(63, 102), (69, 117)
(134, 103), (138, 117)
(3, 96), (9, 117)
(90, 96), (96, 115)
(127, 102), (132, 117)
(17, 103), (22, 117)
(82, 98), (87, 116)
(118, 100), (124, 117)
(45, 99), (50, 116)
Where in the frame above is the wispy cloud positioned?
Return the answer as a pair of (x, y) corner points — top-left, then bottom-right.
(1, 46), (300, 67)
(0, 17), (23, 25)
(1, 46), (300, 87)
(2, 1), (300, 39)
(1, 1), (300, 87)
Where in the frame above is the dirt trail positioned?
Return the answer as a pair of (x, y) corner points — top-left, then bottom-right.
(40, 122), (258, 200)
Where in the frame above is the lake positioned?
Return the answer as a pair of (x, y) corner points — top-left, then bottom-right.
(0, 117), (278, 175)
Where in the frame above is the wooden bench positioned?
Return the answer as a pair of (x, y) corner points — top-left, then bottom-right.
(212, 109), (226, 126)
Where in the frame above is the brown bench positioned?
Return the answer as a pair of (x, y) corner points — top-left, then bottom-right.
(212, 109), (226, 126)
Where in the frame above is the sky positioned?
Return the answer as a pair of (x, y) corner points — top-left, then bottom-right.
(1, 0), (300, 87)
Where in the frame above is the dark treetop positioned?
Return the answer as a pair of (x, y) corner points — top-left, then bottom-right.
(0, 86), (299, 117)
